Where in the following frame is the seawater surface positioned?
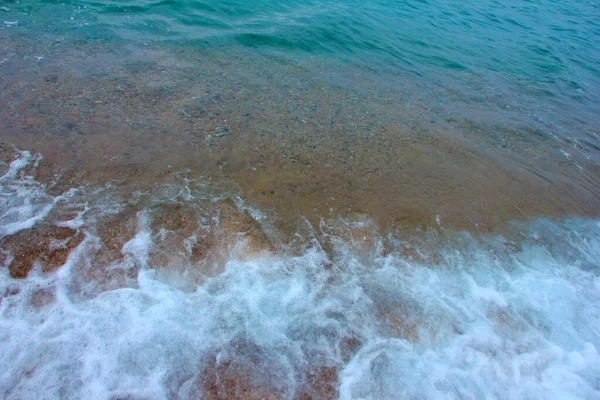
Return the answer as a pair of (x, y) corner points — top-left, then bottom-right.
(1, 0), (600, 398)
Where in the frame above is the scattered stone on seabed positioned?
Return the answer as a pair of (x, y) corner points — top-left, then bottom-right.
(0, 198), (278, 288)
(213, 198), (275, 258)
(141, 199), (276, 288)
(198, 338), (340, 400)
(147, 202), (206, 286)
(199, 340), (289, 400)
(0, 223), (85, 278)
(65, 206), (142, 294)
(151, 202), (199, 234)
(95, 205), (139, 257)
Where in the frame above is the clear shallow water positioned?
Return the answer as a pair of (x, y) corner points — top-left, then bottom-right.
(4, 0), (599, 137)
(2, 0), (600, 178)
(1, 0), (600, 398)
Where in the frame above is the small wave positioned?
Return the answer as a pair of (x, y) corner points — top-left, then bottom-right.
(0, 149), (599, 398)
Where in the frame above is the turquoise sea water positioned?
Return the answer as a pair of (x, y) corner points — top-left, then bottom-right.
(96, 0), (600, 87)
(24, 0), (600, 80)
(1, 0), (600, 398)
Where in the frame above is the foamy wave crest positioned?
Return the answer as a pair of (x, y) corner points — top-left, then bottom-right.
(339, 223), (600, 399)
(0, 150), (599, 399)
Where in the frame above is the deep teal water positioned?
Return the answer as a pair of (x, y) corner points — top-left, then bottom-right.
(71, 0), (600, 83)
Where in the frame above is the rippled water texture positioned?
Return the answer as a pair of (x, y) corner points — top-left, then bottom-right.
(13, 0), (600, 128)
(1, 0), (600, 398)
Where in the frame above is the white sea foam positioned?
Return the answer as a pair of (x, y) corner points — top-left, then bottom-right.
(339, 238), (600, 400)
(0, 151), (60, 238)
(0, 152), (599, 399)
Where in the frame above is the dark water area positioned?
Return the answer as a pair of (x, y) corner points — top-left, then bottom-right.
(1, 0), (600, 398)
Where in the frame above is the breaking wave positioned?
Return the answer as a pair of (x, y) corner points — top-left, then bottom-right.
(1, 150), (599, 399)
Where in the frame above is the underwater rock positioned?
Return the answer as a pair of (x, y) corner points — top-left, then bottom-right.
(1, 224), (84, 278)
